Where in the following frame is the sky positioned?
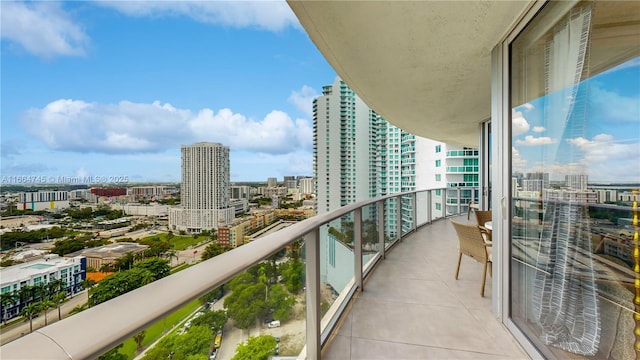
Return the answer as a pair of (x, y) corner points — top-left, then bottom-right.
(1, 1), (336, 184)
(512, 57), (640, 183)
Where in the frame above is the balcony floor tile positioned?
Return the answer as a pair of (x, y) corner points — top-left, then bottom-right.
(322, 217), (528, 360)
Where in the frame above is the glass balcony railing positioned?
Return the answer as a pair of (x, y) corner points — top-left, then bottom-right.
(0, 188), (472, 359)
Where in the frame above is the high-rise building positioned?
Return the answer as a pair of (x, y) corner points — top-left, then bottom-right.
(314, 78), (458, 289)
(565, 174), (588, 191)
(267, 177), (278, 188)
(231, 185), (251, 200)
(299, 177), (315, 195)
(314, 77), (387, 214)
(169, 142), (234, 232)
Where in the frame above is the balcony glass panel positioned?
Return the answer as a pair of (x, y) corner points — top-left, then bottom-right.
(510, 1), (640, 358)
(415, 190), (430, 227)
(323, 213), (355, 308)
(384, 198), (400, 248)
(401, 193), (415, 236)
(361, 203), (381, 275)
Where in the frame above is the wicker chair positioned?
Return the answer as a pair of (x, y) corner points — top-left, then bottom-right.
(473, 210), (493, 244)
(467, 201), (479, 219)
(451, 220), (492, 297)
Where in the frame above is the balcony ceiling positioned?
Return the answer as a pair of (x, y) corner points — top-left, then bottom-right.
(288, 1), (532, 147)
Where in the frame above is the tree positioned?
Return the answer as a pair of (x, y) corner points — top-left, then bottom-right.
(267, 284), (296, 321)
(0, 292), (18, 324)
(224, 282), (267, 329)
(114, 253), (134, 271)
(191, 310), (228, 333)
(18, 285), (35, 306)
(82, 278), (97, 305)
(280, 259), (304, 293)
(20, 303), (41, 333)
(98, 343), (127, 360)
(133, 258), (170, 279)
(33, 283), (48, 302)
(50, 238), (86, 256)
(47, 279), (66, 297)
(52, 292), (67, 320)
(201, 242), (228, 261)
(142, 325), (212, 360)
(40, 298), (54, 326)
(89, 268), (155, 306)
(133, 330), (146, 352)
(199, 287), (223, 304)
(232, 335), (278, 360)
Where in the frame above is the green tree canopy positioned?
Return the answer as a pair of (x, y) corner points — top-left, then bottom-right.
(280, 259), (304, 293)
(267, 284), (296, 321)
(142, 325), (211, 360)
(133, 258), (171, 279)
(89, 268), (155, 306)
(191, 309), (227, 333)
(224, 282), (267, 329)
(232, 335), (277, 360)
(200, 242), (229, 261)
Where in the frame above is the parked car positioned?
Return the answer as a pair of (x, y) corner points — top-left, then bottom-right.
(268, 320), (281, 328)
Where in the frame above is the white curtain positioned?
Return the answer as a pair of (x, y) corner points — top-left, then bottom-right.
(532, 5), (601, 356)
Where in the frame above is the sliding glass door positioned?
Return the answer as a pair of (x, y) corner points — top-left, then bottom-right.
(509, 1), (640, 358)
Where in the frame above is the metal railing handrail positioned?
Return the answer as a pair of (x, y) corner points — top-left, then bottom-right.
(0, 187), (459, 359)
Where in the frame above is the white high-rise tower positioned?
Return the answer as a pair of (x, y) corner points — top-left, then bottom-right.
(169, 142), (234, 232)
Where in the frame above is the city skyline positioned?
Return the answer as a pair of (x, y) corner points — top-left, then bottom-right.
(1, 1), (335, 183)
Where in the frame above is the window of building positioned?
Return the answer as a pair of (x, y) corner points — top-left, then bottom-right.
(435, 159), (441, 167)
(435, 145), (441, 153)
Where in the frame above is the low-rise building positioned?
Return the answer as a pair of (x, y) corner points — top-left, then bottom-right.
(18, 191), (69, 212)
(0, 255), (86, 321)
(65, 242), (148, 271)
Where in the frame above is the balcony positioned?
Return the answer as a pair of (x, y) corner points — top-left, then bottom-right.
(0, 189), (526, 359)
(322, 217), (526, 359)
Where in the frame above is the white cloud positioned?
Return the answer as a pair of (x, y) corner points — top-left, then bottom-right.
(97, 1), (300, 32)
(566, 133), (640, 182)
(0, 1), (89, 58)
(189, 108), (312, 154)
(515, 135), (556, 146)
(521, 103), (534, 111)
(512, 110), (530, 136)
(532, 126), (546, 133)
(288, 85), (318, 117)
(512, 147), (527, 173)
(21, 99), (312, 155)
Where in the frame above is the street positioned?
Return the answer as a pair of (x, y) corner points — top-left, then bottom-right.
(0, 290), (88, 346)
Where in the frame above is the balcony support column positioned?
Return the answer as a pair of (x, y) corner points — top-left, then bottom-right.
(427, 190), (432, 223)
(396, 196), (402, 241)
(411, 194), (417, 231)
(304, 228), (321, 360)
(378, 201), (385, 259)
(354, 208), (363, 291)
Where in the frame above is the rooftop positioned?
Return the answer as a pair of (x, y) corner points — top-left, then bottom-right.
(66, 242), (148, 258)
(0, 255), (83, 284)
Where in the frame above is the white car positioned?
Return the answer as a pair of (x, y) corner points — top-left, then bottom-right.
(268, 320), (281, 328)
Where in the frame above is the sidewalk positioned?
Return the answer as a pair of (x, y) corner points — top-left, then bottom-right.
(0, 290), (88, 346)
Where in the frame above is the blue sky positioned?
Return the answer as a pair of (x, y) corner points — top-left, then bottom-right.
(1, 1), (336, 183)
(512, 57), (640, 183)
